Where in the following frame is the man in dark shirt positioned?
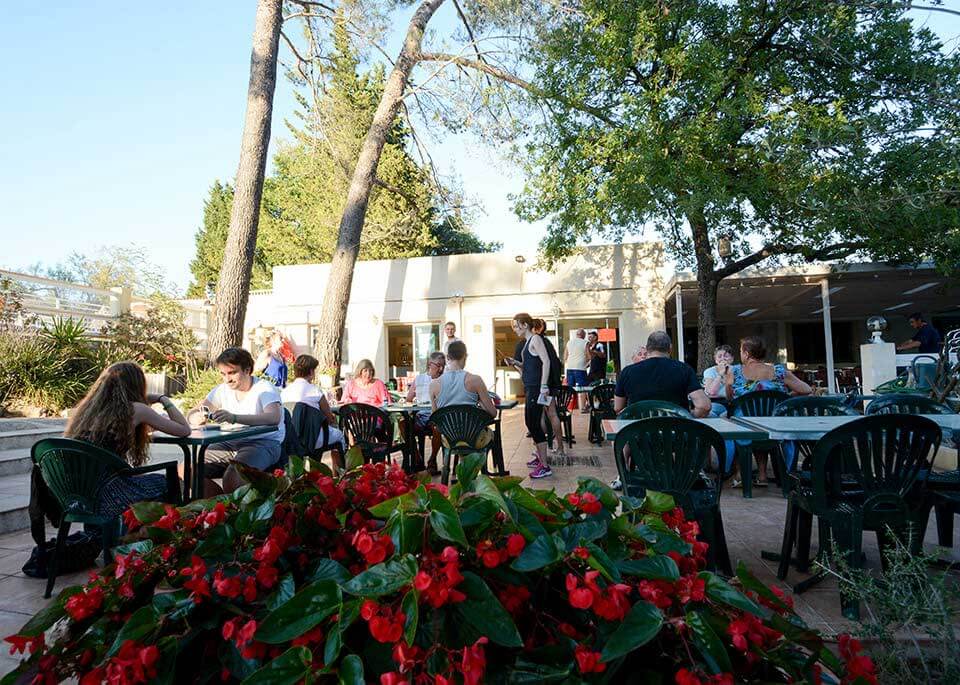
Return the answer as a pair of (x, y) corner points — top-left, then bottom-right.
(897, 313), (943, 354)
(614, 331), (711, 417)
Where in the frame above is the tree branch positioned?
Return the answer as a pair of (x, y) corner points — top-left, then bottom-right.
(714, 240), (868, 279)
(415, 52), (619, 126)
(287, 0), (336, 11)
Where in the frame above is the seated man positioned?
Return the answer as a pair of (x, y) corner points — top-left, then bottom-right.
(406, 352), (446, 475)
(188, 347), (285, 494)
(614, 331), (711, 418)
(281, 354), (346, 471)
(431, 341), (498, 418)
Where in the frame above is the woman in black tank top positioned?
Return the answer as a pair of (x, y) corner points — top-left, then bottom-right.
(513, 314), (553, 479)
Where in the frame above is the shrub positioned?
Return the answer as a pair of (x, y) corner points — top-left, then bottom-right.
(99, 296), (197, 376)
(3, 455), (871, 684)
(173, 365), (223, 409)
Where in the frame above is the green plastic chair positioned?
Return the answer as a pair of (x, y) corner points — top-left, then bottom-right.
(339, 403), (404, 465)
(32, 438), (180, 598)
(728, 390), (790, 498)
(617, 400), (692, 420)
(587, 383), (617, 444)
(550, 386), (577, 449)
(865, 393), (954, 416)
(776, 415), (941, 619)
(428, 405), (496, 485)
(613, 417), (732, 575)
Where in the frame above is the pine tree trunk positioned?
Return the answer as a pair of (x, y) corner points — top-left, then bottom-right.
(687, 209), (719, 372)
(207, 0), (283, 360)
(313, 0), (447, 381)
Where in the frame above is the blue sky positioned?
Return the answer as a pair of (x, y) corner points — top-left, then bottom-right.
(1, 2), (957, 294)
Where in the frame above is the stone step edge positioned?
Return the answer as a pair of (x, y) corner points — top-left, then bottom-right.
(0, 428), (63, 441)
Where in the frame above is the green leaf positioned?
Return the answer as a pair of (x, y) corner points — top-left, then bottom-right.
(700, 572), (763, 617)
(455, 452), (486, 488)
(106, 605), (159, 657)
(265, 573), (296, 611)
(511, 533), (562, 572)
(368, 491), (416, 519)
(241, 646), (312, 685)
(131, 500), (168, 525)
(617, 555), (680, 581)
(338, 654), (364, 685)
(342, 555), (418, 597)
(256, 580), (340, 644)
(288, 455), (305, 479)
(459, 497), (499, 527)
(402, 590), (419, 645)
(325, 600), (360, 666)
(17, 586), (83, 636)
(642, 491), (675, 513)
(345, 445), (364, 471)
(516, 505), (547, 538)
(585, 543), (622, 582)
(236, 497), (275, 535)
(686, 611), (732, 674)
(507, 486), (553, 517)
(735, 561), (792, 613)
(112, 539), (154, 556)
(193, 522), (235, 557)
(453, 572), (522, 647)
(577, 476), (620, 511)
(600, 600), (663, 662)
(472, 474), (513, 521)
(557, 518), (608, 551)
(427, 488), (468, 546)
(492, 476), (525, 491)
(151, 635), (179, 685)
(307, 559), (351, 585)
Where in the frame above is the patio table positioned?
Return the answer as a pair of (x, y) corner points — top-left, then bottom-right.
(732, 414), (960, 441)
(385, 403), (426, 472)
(602, 417), (769, 442)
(152, 425), (275, 502)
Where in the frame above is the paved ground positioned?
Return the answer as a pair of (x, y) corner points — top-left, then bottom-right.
(1, 407), (956, 675)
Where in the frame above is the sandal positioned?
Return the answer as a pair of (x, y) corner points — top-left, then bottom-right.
(730, 478), (743, 489)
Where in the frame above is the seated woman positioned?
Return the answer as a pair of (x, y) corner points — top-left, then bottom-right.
(187, 347), (286, 494)
(406, 352), (446, 475)
(702, 344), (734, 418)
(281, 354), (346, 471)
(341, 359), (391, 407)
(254, 332), (288, 388)
(64, 361), (191, 518)
(723, 336), (812, 487)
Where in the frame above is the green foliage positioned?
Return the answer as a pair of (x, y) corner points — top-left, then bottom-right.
(99, 296), (197, 376)
(27, 244), (176, 297)
(518, 0), (960, 271)
(0, 323), (98, 412)
(2, 461), (864, 684)
(822, 534), (960, 684)
(173, 365), (222, 410)
(188, 22), (498, 296)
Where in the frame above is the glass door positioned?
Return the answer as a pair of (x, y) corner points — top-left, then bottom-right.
(412, 323), (439, 374)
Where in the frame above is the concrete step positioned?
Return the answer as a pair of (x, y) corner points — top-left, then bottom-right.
(0, 473), (30, 535)
(0, 449), (32, 477)
(0, 419), (65, 452)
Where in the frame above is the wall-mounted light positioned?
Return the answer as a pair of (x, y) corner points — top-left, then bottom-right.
(514, 255), (526, 264)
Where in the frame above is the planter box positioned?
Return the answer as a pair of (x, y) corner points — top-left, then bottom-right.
(145, 373), (186, 397)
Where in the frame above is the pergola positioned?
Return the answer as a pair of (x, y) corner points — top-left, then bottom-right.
(664, 262), (959, 391)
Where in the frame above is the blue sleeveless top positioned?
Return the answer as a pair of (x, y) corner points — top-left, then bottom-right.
(264, 356), (288, 388)
(730, 363), (787, 397)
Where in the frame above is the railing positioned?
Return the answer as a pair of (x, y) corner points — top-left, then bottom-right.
(0, 269), (130, 332)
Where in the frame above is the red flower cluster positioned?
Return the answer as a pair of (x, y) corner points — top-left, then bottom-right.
(566, 571), (633, 620)
(80, 640), (159, 685)
(497, 584), (531, 614)
(114, 551), (145, 581)
(674, 574), (706, 604)
(4, 634), (43, 656)
(838, 634), (878, 685)
(675, 668), (734, 685)
(121, 508), (141, 532)
(222, 617), (264, 660)
(179, 555), (210, 604)
(212, 571), (258, 603)
(566, 492), (602, 515)
(154, 505), (181, 530)
(200, 502), (228, 528)
(361, 600), (406, 643)
(475, 533), (525, 568)
(726, 613), (782, 658)
(347, 463), (417, 508)
(637, 579), (675, 609)
(413, 546), (466, 608)
(353, 529), (395, 566)
(459, 637), (488, 685)
(574, 644), (606, 674)
(65, 586), (104, 622)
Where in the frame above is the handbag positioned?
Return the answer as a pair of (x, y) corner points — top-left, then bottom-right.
(21, 531), (102, 579)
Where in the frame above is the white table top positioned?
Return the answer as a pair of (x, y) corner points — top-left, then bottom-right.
(602, 417), (769, 441)
(734, 414), (960, 441)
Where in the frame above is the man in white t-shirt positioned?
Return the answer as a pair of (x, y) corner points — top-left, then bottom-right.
(441, 322), (461, 356)
(405, 351), (445, 474)
(188, 347), (285, 494)
(563, 329), (590, 411)
(281, 354), (346, 467)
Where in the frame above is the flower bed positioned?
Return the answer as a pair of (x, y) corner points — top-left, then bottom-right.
(3, 453), (875, 684)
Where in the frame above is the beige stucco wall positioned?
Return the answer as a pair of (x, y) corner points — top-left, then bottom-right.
(235, 242), (669, 387)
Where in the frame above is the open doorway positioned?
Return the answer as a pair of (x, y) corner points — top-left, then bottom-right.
(386, 323), (440, 381)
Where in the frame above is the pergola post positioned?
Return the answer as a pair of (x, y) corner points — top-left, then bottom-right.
(820, 279), (836, 393)
(674, 288), (685, 363)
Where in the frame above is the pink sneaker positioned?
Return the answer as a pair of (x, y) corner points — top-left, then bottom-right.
(527, 454), (541, 467)
(529, 464), (553, 479)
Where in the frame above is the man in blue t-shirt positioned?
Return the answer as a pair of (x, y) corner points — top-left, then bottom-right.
(897, 313), (943, 354)
(614, 331), (712, 417)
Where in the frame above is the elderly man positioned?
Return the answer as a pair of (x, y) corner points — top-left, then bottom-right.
(614, 331), (711, 417)
(406, 352), (446, 474)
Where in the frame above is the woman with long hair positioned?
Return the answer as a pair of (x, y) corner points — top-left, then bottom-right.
(513, 313), (553, 479)
(64, 361), (191, 517)
(254, 331), (289, 388)
(531, 318), (567, 461)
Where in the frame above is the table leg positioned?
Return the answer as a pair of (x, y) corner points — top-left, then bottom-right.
(490, 413), (510, 477)
(179, 444), (192, 502)
(405, 415), (423, 473)
(192, 445), (208, 503)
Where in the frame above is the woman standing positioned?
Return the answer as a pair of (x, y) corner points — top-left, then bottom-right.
(514, 313), (553, 479)
(532, 318), (567, 461)
(724, 336), (811, 487)
(64, 362), (191, 517)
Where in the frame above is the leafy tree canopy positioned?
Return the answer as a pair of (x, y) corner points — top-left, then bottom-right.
(517, 0), (960, 274)
(188, 20), (498, 297)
